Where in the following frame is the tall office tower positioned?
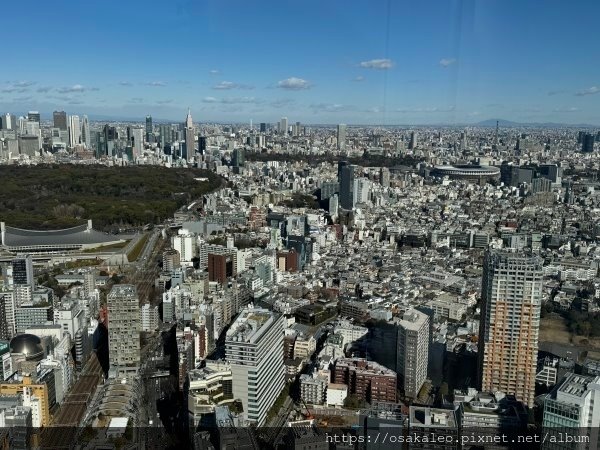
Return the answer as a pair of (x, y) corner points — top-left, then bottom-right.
(226, 306), (284, 426)
(543, 373), (600, 449)
(409, 131), (417, 150)
(159, 124), (171, 148)
(582, 133), (595, 153)
(131, 128), (144, 157)
(68, 115), (81, 147)
(1, 113), (12, 130)
(295, 121), (301, 136)
(397, 308), (430, 399)
(478, 251), (543, 407)
(184, 127), (194, 160)
(494, 121), (499, 147)
(80, 115), (90, 147)
(11, 256), (34, 290)
(259, 122), (266, 133)
(337, 160), (349, 181)
(337, 124), (347, 150)
(107, 285), (140, 377)
(380, 167), (391, 188)
(145, 115), (153, 142)
(232, 148), (245, 167)
(27, 111), (41, 123)
(339, 164), (356, 210)
(185, 108), (193, 129)
(280, 117), (288, 136)
(198, 136), (207, 155)
(53, 111), (67, 131)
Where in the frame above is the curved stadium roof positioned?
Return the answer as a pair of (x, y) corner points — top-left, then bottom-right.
(1, 222), (123, 250)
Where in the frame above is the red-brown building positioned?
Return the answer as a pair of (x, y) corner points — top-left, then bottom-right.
(333, 358), (397, 403)
(208, 253), (234, 284)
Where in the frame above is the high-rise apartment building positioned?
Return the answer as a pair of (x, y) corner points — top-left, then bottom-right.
(397, 308), (430, 399)
(107, 285), (140, 377)
(337, 124), (347, 150)
(478, 251), (543, 406)
(225, 306), (284, 426)
(53, 111), (67, 131)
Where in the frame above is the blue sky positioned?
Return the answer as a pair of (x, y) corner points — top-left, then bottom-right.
(1, 0), (599, 124)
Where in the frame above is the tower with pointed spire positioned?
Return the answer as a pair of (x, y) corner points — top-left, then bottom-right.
(185, 108), (193, 129)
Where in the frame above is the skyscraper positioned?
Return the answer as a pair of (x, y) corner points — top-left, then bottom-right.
(337, 124), (347, 150)
(80, 115), (90, 147)
(185, 108), (193, 128)
(68, 115), (81, 147)
(259, 122), (267, 133)
(339, 164), (356, 210)
(478, 251), (543, 406)
(53, 111), (67, 131)
(145, 115), (153, 143)
(226, 306), (284, 426)
(582, 133), (595, 153)
(107, 285), (140, 377)
(280, 117), (288, 136)
(409, 131), (417, 150)
(397, 308), (430, 399)
(131, 128), (144, 157)
(232, 147), (245, 167)
(27, 111), (40, 123)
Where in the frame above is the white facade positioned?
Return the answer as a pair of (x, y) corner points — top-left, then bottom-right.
(225, 306), (284, 426)
(397, 308), (430, 399)
(173, 234), (196, 266)
(68, 115), (80, 147)
(326, 383), (347, 407)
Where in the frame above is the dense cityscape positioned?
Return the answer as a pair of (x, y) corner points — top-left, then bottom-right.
(2, 0), (600, 448)
(0, 106), (598, 449)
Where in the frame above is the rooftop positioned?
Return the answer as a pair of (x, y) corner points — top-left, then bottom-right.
(1, 221), (123, 249)
(226, 306), (278, 344)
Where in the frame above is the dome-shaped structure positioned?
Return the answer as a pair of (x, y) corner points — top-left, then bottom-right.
(10, 334), (45, 361)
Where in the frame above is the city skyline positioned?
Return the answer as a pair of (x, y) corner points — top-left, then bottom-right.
(1, 0), (599, 125)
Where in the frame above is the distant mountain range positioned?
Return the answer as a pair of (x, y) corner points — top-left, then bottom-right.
(475, 118), (597, 128)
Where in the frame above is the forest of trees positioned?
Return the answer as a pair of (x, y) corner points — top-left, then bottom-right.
(0, 165), (223, 231)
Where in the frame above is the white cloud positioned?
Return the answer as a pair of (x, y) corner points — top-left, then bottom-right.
(575, 86), (599, 96)
(359, 59), (394, 70)
(203, 96), (259, 104)
(209, 69), (220, 75)
(353, 76), (365, 82)
(396, 106), (455, 113)
(147, 81), (166, 87)
(213, 81), (254, 90)
(57, 84), (87, 93)
(552, 106), (579, 112)
(277, 77), (312, 90)
(439, 58), (457, 67)
(119, 81), (133, 86)
(310, 103), (352, 112)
